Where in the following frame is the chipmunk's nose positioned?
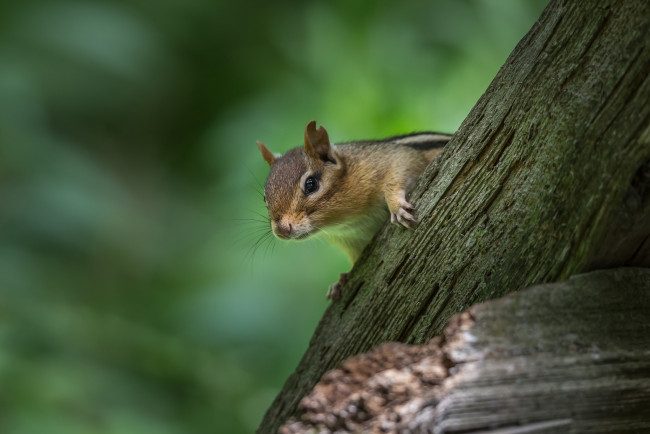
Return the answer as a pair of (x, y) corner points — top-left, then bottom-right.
(273, 220), (293, 239)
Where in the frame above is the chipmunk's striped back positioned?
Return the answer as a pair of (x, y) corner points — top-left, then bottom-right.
(344, 132), (450, 149)
(383, 132), (451, 150)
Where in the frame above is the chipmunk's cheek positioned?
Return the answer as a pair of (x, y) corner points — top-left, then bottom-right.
(314, 211), (341, 229)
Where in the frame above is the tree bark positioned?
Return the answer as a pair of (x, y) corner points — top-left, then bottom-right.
(260, 0), (650, 432)
(281, 268), (650, 433)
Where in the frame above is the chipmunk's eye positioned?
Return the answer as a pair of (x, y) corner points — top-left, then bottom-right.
(304, 176), (318, 194)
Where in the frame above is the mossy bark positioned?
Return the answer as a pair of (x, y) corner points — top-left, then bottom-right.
(260, 0), (650, 432)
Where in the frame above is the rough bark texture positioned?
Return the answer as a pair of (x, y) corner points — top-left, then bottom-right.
(260, 0), (650, 431)
(281, 268), (650, 433)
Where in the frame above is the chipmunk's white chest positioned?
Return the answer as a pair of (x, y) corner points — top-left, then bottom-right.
(319, 204), (389, 263)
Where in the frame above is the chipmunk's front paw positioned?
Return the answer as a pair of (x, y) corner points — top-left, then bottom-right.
(390, 200), (417, 229)
(326, 272), (349, 300)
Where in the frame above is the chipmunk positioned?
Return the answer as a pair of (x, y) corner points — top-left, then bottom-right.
(257, 120), (451, 299)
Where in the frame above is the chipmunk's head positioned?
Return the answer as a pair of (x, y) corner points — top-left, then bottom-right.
(257, 120), (345, 240)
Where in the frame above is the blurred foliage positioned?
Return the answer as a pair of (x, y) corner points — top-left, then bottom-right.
(0, 0), (548, 432)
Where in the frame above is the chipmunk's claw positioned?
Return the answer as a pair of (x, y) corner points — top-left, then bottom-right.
(390, 201), (417, 229)
(327, 272), (350, 300)
(326, 283), (341, 300)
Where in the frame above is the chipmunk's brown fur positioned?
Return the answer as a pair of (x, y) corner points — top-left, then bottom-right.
(257, 120), (451, 298)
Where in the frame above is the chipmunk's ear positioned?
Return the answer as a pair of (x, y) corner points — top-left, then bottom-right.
(256, 141), (277, 166)
(304, 120), (336, 164)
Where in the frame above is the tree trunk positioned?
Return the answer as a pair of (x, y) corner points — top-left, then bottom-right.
(260, 0), (650, 431)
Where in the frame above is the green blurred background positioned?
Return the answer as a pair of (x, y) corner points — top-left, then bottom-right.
(0, 1), (548, 432)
